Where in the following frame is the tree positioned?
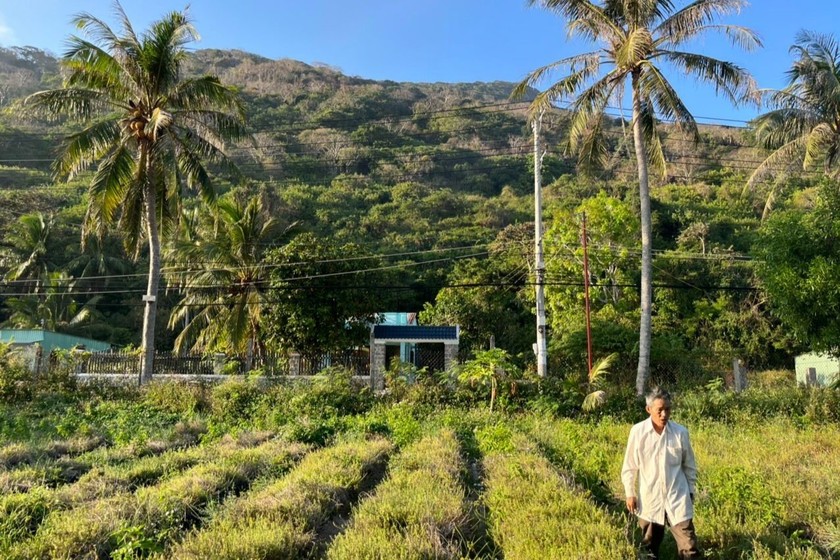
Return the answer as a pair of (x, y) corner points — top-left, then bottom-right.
(264, 233), (386, 358)
(23, 4), (246, 383)
(166, 195), (295, 369)
(748, 31), (840, 219)
(515, 0), (759, 395)
(756, 180), (840, 355)
(1, 212), (55, 290)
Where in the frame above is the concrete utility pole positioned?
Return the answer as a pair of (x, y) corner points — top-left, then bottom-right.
(533, 109), (548, 377)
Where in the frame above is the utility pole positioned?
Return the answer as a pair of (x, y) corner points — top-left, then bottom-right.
(533, 109), (548, 377)
(581, 212), (593, 375)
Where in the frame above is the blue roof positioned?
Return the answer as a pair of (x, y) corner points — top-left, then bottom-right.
(373, 325), (458, 341)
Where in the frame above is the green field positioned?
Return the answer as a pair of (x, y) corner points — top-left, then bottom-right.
(1, 374), (839, 560)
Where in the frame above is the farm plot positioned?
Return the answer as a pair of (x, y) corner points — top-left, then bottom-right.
(4, 437), (306, 559)
(478, 429), (633, 560)
(327, 428), (472, 559)
(166, 436), (393, 559)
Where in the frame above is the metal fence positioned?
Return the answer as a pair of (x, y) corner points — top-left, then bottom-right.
(72, 349), (369, 377)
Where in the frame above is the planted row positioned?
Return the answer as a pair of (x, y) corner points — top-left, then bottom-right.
(479, 432), (633, 560)
(0, 420), (207, 493)
(167, 436), (393, 559)
(5, 437), (305, 559)
(328, 429), (469, 559)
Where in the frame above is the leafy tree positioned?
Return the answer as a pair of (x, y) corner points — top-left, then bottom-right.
(264, 233), (386, 358)
(516, 0), (759, 395)
(23, 5), (246, 382)
(419, 255), (533, 360)
(756, 181), (840, 355)
(166, 195), (295, 369)
(457, 348), (521, 412)
(749, 31), (840, 219)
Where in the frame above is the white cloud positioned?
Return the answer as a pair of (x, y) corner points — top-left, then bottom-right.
(0, 13), (17, 46)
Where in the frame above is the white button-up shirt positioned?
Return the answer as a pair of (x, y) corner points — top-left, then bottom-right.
(621, 419), (697, 525)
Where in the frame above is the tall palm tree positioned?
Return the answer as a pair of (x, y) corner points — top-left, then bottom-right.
(515, 0), (759, 395)
(748, 31), (840, 218)
(166, 195), (296, 370)
(23, 4), (247, 383)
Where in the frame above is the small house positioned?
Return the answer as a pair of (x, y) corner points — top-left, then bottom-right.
(0, 329), (111, 372)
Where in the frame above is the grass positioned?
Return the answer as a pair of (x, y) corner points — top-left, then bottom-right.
(5, 437), (306, 559)
(167, 436), (393, 559)
(327, 428), (469, 560)
(478, 429), (634, 559)
(3, 381), (840, 559)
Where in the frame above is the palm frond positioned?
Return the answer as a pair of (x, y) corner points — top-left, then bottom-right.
(54, 119), (123, 179)
(512, 51), (602, 101)
(744, 135), (808, 194)
(655, 0), (754, 46)
(532, 0), (624, 43)
(654, 50), (758, 106)
(637, 63), (700, 140)
(588, 352), (619, 386)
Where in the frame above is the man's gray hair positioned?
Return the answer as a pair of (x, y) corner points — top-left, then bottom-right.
(645, 387), (672, 407)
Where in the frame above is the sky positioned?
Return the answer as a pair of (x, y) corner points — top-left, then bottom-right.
(2, 1), (840, 125)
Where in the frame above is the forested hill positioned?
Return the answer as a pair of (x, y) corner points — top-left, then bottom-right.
(0, 45), (809, 377)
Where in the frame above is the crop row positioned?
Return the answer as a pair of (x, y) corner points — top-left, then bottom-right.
(327, 428), (470, 559)
(5, 436), (305, 559)
(479, 432), (634, 559)
(0, 420), (207, 493)
(165, 436), (393, 559)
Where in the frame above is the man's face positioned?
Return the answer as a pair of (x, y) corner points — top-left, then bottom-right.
(646, 398), (671, 430)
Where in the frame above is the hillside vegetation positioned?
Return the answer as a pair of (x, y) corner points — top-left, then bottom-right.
(0, 45), (824, 383)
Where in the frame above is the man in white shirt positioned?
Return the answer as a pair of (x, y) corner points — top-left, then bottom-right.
(621, 388), (699, 559)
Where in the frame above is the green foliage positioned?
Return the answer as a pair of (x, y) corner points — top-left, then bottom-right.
(264, 233), (386, 356)
(704, 466), (783, 527)
(458, 348), (522, 412)
(757, 181), (840, 354)
(143, 381), (211, 417)
(210, 378), (263, 425)
(0, 344), (32, 402)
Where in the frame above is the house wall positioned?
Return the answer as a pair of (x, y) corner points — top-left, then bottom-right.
(794, 353), (840, 387)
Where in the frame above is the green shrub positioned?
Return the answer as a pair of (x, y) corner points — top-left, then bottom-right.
(703, 466), (783, 527)
(0, 344), (32, 402)
(211, 378), (263, 423)
(143, 381), (210, 416)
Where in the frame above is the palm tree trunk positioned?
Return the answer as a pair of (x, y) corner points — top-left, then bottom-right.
(631, 76), (652, 397)
(140, 167), (161, 385)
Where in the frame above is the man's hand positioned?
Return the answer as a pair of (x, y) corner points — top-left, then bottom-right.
(626, 496), (637, 513)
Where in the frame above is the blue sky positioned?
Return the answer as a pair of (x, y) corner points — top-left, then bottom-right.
(2, 1), (839, 125)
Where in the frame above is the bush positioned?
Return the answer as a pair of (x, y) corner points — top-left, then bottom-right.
(143, 381), (211, 416)
(210, 378), (263, 424)
(0, 345), (32, 402)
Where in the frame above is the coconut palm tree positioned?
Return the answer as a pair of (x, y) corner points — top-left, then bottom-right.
(748, 31), (840, 218)
(2, 212), (55, 290)
(166, 195), (296, 371)
(23, 4), (247, 383)
(515, 0), (760, 395)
